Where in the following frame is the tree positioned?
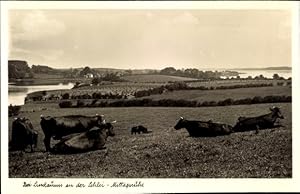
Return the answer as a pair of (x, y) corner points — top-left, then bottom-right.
(273, 73), (280, 80)
(91, 77), (101, 85)
(160, 67), (177, 75)
(8, 60), (34, 79)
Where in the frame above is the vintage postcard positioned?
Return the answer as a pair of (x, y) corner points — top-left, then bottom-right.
(1, 1), (300, 193)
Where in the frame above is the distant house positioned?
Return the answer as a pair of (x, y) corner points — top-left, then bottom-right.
(84, 73), (94, 78)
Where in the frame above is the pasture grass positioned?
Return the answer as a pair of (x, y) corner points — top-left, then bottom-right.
(9, 103), (292, 178)
(142, 86), (291, 102)
(123, 74), (198, 83)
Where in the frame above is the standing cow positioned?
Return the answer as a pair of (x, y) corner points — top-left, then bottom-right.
(51, 121), (116, 154)
(232, 106), (284, 133)
(174, 117), (233, 137)
(10, 117), (38, 152)
(40, 114), (105, 152)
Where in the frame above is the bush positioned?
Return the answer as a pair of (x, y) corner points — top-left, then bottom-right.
(62, 93), (70, 100)
(218, 98), (234, 106)
(59, 100), (73, 108)
(251, 96), (264, 104)
(76, 100), (85, 107)
(8, 105), (21, 117)
(58, 95), (291, 108)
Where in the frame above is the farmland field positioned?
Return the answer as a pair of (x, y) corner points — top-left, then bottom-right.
(142, 86), (291, 102)
(123, 74), (198, 83)
(9, 102), (292, 178)
(186, 79), (290, 88)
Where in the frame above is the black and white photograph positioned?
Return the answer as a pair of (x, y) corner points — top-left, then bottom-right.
(1, 1), (300, 193)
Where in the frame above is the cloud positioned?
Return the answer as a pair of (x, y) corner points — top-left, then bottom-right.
(12, 11), (65, 41)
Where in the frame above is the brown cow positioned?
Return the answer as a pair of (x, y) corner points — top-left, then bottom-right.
(10, 117), (38, 152)
(232, 106), (284, 133)
(174, 117), (233, 137)
(40, 114), (105, 151)
(51, 121), (116, 154)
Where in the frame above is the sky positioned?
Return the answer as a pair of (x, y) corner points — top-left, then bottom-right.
(8, 9), (291, 70)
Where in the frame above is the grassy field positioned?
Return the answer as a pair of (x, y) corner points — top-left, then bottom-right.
(187, 79), (290, 88)
(123, 74), (198, 83)
(9, 102), (292, 178)
(142, 86), (291, 102)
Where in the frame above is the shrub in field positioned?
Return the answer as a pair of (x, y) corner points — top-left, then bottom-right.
(165, 82), (189, 91)
(199, 101), (208, 107)
(81, 94), (92, 99)
(8, 105), (21, 117)
(59, 100), (73, 108)
(277, 82), (284, 86)
(233, 98), (253, 105)
(208, 101), (218, 106)
(201, 101), (218, 107)
(218, 98), (234, 106)
(62, 93), (70, 100)
(110, 100), (126, 107)
(92, 92), (101, 99)
(285, 96), (292, 102)
(90, 99), (98, 106)
(76, 100), (85, 107)
(195, 86), (209, 90)
(94, 101), (108, 107)
(251, 96), (264, 104)
(263, 96), (278, 103)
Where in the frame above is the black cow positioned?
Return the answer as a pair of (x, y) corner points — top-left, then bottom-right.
(131, 125), (149, 135)
(51, 121), (116, 154)
(40, 114), (105, 152)
(10, 117), (38, 152)
(174, 117), (233, 137)
(232, 106), (284, 133)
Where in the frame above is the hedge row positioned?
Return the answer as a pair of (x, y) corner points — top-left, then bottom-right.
(58, 82), (277, 101)
(59, 95), (291, 108)
(134, 82), (274, 98)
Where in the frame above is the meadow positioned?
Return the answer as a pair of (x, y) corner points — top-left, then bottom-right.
(9, 102), (291, 178)
(8, 75), (292, 178)
(123, 74), (198, 83)
(142, 86), (290, 102)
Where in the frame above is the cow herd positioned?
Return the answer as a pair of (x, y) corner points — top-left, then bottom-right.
(9, 106), (284, 154)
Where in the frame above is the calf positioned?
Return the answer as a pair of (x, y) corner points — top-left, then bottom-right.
(10, 117), (38, 152)
(40, 114), (105, 151)
(51, 121), (116, 154)
(174, 117), (233, 137)
(131, 125), (149, 135)
(232, 106), (284, 133)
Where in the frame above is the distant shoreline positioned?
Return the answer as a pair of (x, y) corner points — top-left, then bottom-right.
(229, 66), (291, 71)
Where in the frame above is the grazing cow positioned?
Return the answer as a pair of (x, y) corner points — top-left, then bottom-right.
(174, 117), (233, 137)
(10, 117), (38, 152)
(131, 125), (149, 135)
(40, 114), (105, 152)
(51, 121), (116, 154)
(232, 106), (284, 133)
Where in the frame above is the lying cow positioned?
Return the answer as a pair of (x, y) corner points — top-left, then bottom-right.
(232, 106), (284, 133)
(51, 121), (116, 154)
(174, 117), (233, 137)
(40, 114), (105, 152)
(10, 117), (38, 152)
(131, 125), (149, 135)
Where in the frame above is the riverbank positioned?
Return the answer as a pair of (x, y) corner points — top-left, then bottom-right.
(9, 78), (84, 86)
